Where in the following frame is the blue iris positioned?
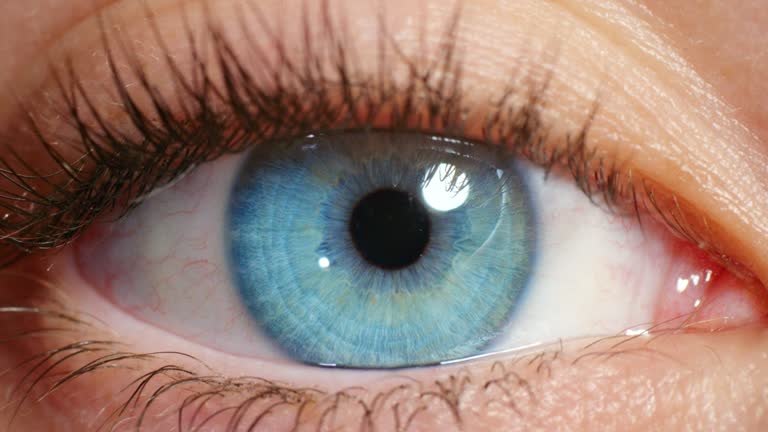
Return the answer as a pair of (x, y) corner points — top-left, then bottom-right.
(227, 132), (535, 368)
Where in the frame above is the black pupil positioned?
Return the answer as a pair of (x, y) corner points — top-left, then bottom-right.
(350, 189), (431, 269)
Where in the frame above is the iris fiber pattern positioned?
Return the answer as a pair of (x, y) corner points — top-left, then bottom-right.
(227, 132), (535, 368)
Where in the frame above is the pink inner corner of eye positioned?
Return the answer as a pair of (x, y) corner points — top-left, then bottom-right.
(653, 238), (768, 331)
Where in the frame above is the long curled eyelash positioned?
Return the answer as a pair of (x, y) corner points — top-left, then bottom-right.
(0, 1), (635, 264)
(0, 0), (720, 276)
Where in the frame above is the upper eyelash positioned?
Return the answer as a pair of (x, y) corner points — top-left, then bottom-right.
(0, 2), (693, 266)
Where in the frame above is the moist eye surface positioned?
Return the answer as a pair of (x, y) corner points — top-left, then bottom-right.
(226, 131), (536, 368)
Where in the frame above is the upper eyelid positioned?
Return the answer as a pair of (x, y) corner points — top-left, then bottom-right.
(0, 0), (764, 282)
(0, 3), (588, 258)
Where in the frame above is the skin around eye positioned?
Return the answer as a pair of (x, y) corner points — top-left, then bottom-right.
(1, 0), (768, 431)
(3, 0), (766, 282)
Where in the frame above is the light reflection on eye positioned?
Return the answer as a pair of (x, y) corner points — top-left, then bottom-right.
(18, 0), (759, 405)
(421, 162), (470, 212)
(72, 124), (766, 371)
(226, 131), (534, 368)
(59, 0), (768, 382)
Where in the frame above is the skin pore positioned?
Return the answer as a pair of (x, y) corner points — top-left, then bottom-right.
(0, 0), (768, 431)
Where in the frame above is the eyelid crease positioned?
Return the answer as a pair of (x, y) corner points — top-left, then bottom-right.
(0, 0), (741, 282)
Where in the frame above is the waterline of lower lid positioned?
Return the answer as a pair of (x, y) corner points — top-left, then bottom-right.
(313, 341), (545, 369)
(439, 341), (544, 365)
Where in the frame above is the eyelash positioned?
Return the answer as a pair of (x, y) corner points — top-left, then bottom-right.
(0, 4), (759, 431)
(0, 2), (707, 273)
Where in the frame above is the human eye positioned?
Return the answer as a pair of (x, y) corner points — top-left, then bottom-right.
(2, 1), (768, 431)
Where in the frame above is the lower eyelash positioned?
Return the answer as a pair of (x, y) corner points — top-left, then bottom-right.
(0, 270), (730, 432)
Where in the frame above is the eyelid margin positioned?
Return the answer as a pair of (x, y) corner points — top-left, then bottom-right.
(1, 267), (767, 432)
(0, 0), (750, 279)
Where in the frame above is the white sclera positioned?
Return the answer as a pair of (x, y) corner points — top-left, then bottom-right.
(77, 154), (672, 362)
(489, 166), (666, 349)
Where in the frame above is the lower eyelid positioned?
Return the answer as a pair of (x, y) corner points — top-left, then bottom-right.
(1, 270), (766, 432)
